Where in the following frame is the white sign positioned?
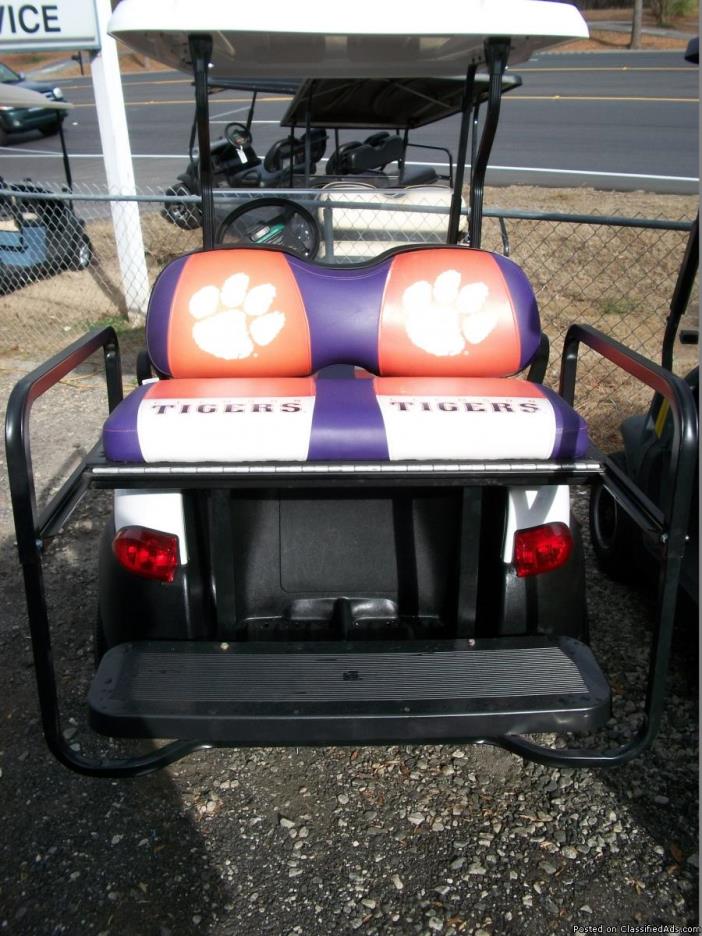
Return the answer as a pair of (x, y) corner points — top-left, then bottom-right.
(0, 0), (100, 51)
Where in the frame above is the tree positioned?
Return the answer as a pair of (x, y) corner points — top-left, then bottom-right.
(630, 0), (643, 49)
(649, 0), (695, 27)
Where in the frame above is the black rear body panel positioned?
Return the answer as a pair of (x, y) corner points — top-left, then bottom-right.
(99, 486), (587, 647)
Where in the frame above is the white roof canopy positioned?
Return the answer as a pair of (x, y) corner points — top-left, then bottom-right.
(0, 84), (72, 111)
(108, 0), (588, 79)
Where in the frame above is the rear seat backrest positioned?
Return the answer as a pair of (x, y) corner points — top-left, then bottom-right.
(345, 134), (405, 173)
(147, 248), (313, 378)
(146, 246), (541, 379)
(376, 247), (540, 377)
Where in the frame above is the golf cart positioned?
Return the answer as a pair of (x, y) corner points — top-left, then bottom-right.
(212, 72), (522, 260)
(164, 71), (521, 251)
(5, 1), (697, 777)
(589, 37), (699, 612)
(163, 79), (329, 231)
(0, 84), (92, 292)
(590, 213), (699, 606)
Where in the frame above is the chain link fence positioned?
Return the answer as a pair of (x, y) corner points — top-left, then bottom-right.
(0, 181), (695, 438)
(479, 209), (698, 443)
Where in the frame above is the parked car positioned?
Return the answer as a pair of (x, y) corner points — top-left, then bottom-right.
(0, 62), (66, 144)
(0, 85), (90, 292)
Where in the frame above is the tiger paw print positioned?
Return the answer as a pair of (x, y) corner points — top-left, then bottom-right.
(189, 273), (285, 360)
(402, 269), (497, 357)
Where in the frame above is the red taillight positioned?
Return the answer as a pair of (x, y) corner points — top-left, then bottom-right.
(513, 522), (573, 578)
(112, 526), (179, 583)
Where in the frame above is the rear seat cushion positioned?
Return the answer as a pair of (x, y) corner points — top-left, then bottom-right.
(397, 166), (438, 186)
(103, 375), (589, 464)
(146, 246), (541, 380)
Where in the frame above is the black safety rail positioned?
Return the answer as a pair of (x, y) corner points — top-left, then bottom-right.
(5, 326), (212, 776)
(488, 324), (698, 767)
(4, 323), (697, 775)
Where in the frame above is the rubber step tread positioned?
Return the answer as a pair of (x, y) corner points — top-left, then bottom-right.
(89, 637), (610, 743)
(117, 646), (588, 703)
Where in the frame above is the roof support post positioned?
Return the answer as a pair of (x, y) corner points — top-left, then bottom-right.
(661, 213), (698, 371)
(468, 39), (509, 249)
(57, 120), (73, 193)
(303, 81), (316, 187)
(447, 64), (476, 245)
(470, 99), (480, 187)
(246, 91), (257, 133)
(189, 34), (215, 249)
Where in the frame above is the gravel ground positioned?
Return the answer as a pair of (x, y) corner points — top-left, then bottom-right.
(0, 354), (698, 936)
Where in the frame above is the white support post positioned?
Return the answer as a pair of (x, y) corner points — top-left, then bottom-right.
(91, 0), (149, 323)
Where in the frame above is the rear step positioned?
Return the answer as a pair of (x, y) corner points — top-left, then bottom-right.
(89, 638), (610, 744)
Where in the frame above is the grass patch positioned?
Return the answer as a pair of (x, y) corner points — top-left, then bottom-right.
(80, 313), (139, 336)
(599, 298), (640, 317)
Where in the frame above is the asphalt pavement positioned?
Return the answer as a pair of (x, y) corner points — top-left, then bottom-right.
(0, 50), (697, 194)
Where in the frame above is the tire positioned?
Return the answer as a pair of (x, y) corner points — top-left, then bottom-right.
(163, 182), (202, 230)
(68, 234), (92, 271)
(216, 196), (320, 259)
(589, 451), (642, 582)
(94, 609), (107, 666)
(0, 126), (9, 146)
(39, 112), (66, 136)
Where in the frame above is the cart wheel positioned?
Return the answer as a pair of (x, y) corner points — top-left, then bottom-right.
(589, 451), (641, 582)
(94, 610), (107, 666)
(163, 182), (202, 230)
(40, 118), (61, 138)
(68, 235), (93, 271)
(216, 197), (320, 259)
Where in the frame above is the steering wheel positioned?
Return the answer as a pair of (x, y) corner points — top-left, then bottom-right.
(224, 122), (253, 149)
(216, 197), (321, 260)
